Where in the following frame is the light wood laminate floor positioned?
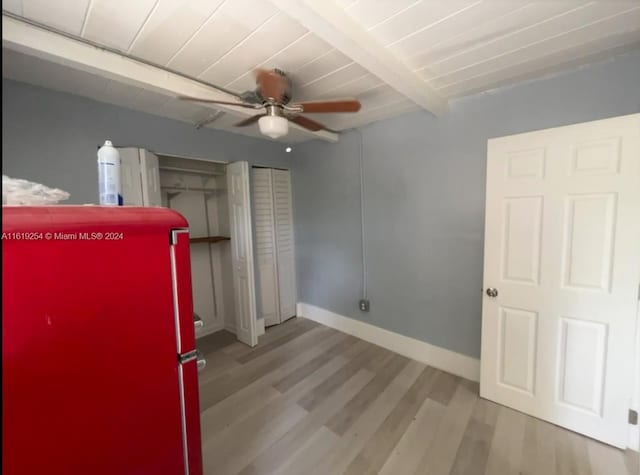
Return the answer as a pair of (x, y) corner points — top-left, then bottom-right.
(197, 318), (639, 475)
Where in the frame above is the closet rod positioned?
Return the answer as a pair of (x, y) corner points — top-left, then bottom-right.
(161, 186), (225, 193)
(160, 166), (225, 176)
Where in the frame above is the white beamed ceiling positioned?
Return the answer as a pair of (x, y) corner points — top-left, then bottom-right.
(3, 0), (640, 143)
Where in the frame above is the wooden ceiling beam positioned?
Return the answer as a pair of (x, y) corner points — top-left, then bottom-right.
(269, 0), (448, 117)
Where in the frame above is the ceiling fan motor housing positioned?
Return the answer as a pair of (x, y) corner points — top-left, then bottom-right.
(258, 68), (292, 104)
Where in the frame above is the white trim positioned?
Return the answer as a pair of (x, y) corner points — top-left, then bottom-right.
(297, 302), (480, 382)
(268, 0), (448, 116)
(2, 15), (338, 143)
(257, 318), (266, 337)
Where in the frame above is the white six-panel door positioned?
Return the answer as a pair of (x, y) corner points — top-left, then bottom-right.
(480, 113), (640, 448)
(227, 161), (258, 347)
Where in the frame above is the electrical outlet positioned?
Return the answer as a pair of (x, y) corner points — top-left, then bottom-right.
(359, 299), (370, 312)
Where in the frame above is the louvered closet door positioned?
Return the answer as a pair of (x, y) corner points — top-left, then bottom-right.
(272, 170), (297, 321)
(253, 169), (281, 327)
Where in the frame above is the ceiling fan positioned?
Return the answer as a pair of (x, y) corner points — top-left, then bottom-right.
(178, 68), (361, 139)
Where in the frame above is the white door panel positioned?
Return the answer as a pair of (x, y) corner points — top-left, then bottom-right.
(252, 168), (280, 326)
(481, 113), (640, 448)
(118, 147), (143, 205)
(140, 149), (162, 206)
(227, 161), (258, 347)
(272, 169), (297, 321)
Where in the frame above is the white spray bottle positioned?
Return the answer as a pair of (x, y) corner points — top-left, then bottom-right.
(97, 140), (122, 205)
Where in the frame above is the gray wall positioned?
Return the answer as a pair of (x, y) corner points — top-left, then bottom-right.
(2, 79), (291, 204)
(292, 51), (640, 358)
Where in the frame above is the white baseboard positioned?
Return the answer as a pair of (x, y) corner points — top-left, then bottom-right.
(297, 303), (480, 382)
(257, 318), (265, 336)
(195, 324), (223, 339)
(630, 426), (639, 452)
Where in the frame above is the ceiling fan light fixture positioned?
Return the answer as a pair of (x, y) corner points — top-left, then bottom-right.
(258, 115), (288, 139)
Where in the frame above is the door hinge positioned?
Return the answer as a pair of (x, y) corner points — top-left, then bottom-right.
(630, 409), (638, 425)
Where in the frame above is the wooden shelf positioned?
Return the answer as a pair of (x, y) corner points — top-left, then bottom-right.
(189, 236), (230, 244)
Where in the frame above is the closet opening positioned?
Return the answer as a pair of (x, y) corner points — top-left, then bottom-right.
(158, 154), (236, 341)
(117, 147), (297, 348)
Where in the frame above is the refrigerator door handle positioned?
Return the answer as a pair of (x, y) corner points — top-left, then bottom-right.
(178, 350), (197, 364)
(179, 350), (206, 373)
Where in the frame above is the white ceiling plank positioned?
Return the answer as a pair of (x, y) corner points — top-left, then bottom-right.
(297, 62), (368, 97)
(299, 60), (361, 88)
(407, 1), (577, 71)
(166, 0), (277, 77)
(198, 13), (307, 86)
(422, 2), (636, 79)
(270, 0), (448, 116)
(369, 0), (477, 46)
(345, 0), (419, 31)
(22, 0), (90, 36)
(430, 6), (640, 88)
(128, 0), (225, 65)
(389, 0), (530, 62)
(335, 0), (358, 9)
(3, 0), (23, 15)
(2, 15), (338, 142)
(223, 32), (332, 92)
(314, 72), (383, 100)
(440, 29), (640, 98)
(290, 48), (352, 86)
(82, 0), (158, 52)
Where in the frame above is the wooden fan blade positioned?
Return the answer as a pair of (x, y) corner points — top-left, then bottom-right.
(295, 99), (361, 113)
(288, 115), (326, 132)
(234, 114), (265, 127)
(178, 96), (258, 109)
(255, 68), (286, 102)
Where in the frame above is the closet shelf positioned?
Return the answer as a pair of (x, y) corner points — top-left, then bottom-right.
(189, 236), (231, 244)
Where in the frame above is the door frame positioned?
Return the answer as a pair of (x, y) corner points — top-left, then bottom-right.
(151, 152), (261, 347)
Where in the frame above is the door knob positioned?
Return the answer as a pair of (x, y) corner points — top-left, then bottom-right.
(486, 288), (499, 298)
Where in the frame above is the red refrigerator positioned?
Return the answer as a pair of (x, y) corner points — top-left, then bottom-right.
(2, 206), (204, 475)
